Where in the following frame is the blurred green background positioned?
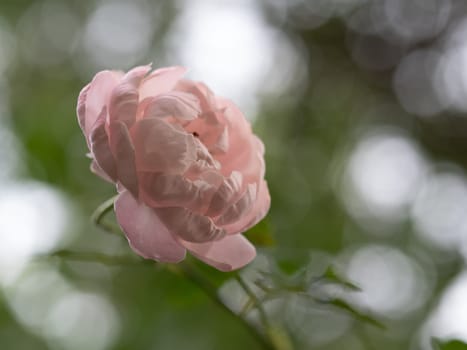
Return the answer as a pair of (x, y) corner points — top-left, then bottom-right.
(1, 0), (467, 349)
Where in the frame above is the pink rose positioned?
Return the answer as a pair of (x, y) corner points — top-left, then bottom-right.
(77, 65), (270, 271)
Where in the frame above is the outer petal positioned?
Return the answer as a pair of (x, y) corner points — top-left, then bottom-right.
(155, 207), (225, 243)
(139, 66), (187, 100)
(84, 70), (123, 138)
(108, 121), (138, 197)
(215, 183), (256, 226)
(90, 160), (114, 183)
(144, 91), (201, 121)
(205, 171), (243, 217)
(108, 65), (151, 127)
(115, 191), (186, 262)
(132, 118), (198, 174)
(77, 83), (90, 134)
(182, 235), (256, 272)
(89, 108), (117, 182)
(221, 180), (271, 235)
(214, 98), (265, 184)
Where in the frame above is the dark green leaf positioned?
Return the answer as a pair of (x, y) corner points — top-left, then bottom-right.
(327, 298), (385, 330)
(320, 266), (362, 291)
(433, 339), (467, 350)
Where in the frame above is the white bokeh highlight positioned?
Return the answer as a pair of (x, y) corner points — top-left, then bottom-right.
(344, 245), (429, 318)
(0, 182), (70, 285)
(412, 170), (467, 251)
(341, 130), (427, 229)
(169, 0), (306, 118)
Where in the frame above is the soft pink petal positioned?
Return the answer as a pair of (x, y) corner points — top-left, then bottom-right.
(183, 110), (226, 155)
(132, 118), (198, 174)
(115, 191), (186, 262)
(84, 70), (123, 138)
(89, 108), (117, 182)
(108, 121), (138, 197)
(222, 180), (271, 235)
(175, 79), (216, 111)
(205, 171), (243, 217)
(182, 234), (256, 271)
(215, 183), (256, 226)
(77, 83), (90, 135)
(108, 65), (151, 128)
(139, 66), (187, 100)
(139, 172), (218, 213)
(155, 207), (225, 243)
(143, 91), (201, 120)
(214, 98), (265, 184)
(90, 160), (114, 183)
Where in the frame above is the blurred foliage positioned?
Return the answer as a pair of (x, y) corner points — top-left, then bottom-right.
(434, 339), (467, 350)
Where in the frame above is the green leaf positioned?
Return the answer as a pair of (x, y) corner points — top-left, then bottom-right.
(320, 266), (361, 291)
(327, 298), (385, 330)
(433, 339), (467, 350)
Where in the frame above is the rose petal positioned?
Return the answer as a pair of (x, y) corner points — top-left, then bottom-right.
(215, 98), (265, 184)
(144, 91), (201, 121)
(77, 83), (90, 135)
(108, 121), (138, 197)
(205, 171), (243, 217)
(108, 65), (151, 128)
(90, 160), (114, 183)
(139, 172), (219, 213)
(140, 66), (187, 100)
(182, 234), (256, 271)
(155, 207), (225, 243)
(132, 118), (198, 174)
(84, 70), (123, 138)
(175, 80), (216, 111)
(89, 108), (117, 182)
(215, 183), (256, 226)
(222, 180), (271, 235)
(115, 190), (186, 262)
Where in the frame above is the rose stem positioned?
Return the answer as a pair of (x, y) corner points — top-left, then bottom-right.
(234, 274), (293, 350)
(171, 261), (277, 350)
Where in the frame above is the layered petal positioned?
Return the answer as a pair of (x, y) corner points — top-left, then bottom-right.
(90, 160), (114, 183)
(84, 70), (122, 137)
(89, 108), (117, 182)
(205, 171), (243, 217)
(115, 190), (186, 262)
(132, 118), (198, 174)
(155, 207), (225, 243)
(214, 98), (265, 184)
(144, 91), (201, 121)
(77, 83), (90, 134)
(182, 235), (256, 272)
(139, 66), (187, 100)
(108, 65), (151, 127)
(175, 79), (216, 111)
(108, 121), (138, 196)
(215, 183), (257, 227)
(221, 180), (271, 235)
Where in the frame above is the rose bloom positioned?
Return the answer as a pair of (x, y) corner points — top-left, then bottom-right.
(77, 65), (270, 271)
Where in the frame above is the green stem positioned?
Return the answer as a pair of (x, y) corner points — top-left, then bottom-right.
(235, 274), (270, 329)
(48, 250), (143, 266)
(91, 195), (121, 235)
(172, 261), (276, 350)
(235, 275), (294, 350)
